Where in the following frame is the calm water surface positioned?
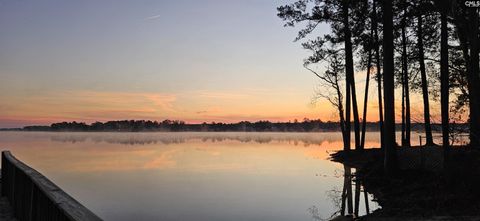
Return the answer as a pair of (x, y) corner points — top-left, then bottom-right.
(0, 132), (385, 221)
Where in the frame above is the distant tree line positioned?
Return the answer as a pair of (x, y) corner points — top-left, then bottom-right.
(17, 119), (465, 132)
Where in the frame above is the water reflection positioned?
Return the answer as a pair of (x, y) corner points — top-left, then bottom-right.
(336, 165), (373, 220)
(0, 132), (379, 221)
(45, 132), (380, 148)
(309, 165), (376, 220)
(0, 132), (386, 174)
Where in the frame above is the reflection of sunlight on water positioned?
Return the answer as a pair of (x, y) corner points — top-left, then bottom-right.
(41, 131), (436, 147)
(0, 131), (383, 221)
(0, 132), (382, 171)
(41, 132), (380, 147)
(0, 132), (376, 173)
(0, 132), (385, 173)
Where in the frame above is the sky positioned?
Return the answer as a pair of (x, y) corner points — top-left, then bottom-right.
(0, 0), (437, 128)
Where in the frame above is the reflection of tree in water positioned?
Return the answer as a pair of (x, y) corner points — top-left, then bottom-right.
(307, 186), (343, 220)
(309, 165), (374, 221)
(46, 132), (372, 147)
(51, 134), (187, 145)
(307, 205), (322, 221)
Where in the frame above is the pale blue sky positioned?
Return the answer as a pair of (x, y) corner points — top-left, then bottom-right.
(0, 0), (337, 127)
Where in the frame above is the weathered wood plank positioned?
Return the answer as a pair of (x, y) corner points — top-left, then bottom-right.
(0, 180), (17, 221)
(1, 151), (102, 221)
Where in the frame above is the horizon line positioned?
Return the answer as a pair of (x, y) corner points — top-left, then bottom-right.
(0, 118), (467, 130)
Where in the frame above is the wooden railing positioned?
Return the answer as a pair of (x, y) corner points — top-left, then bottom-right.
(1, 151), (102, 221)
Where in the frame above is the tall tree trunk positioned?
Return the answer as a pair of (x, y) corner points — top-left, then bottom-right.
(361, 53), (372, 149)
(351, 75), (362, 150)
(342, 0), (361, 150)
(401, 11), (411, 147)
(340, 108), (348, 148)
(373, 0), (384, 149)
(456, 9), (480, 148)
(417, 14), (435, 146)
(400, 4), (407, 146)
(449, 1), (480, 148)
(361, 22), (374, 149)
(440, 6), (449, 154)
(336, 72), (349, 149)
(382, 0), (397, 174)
(345, 71), (352, 151)
(467, 9), (480, 147)
(401, 69), (406, 146)
(343, 0), (352, 151)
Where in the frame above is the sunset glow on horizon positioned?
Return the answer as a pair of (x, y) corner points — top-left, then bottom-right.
(0, 0), (442, 128)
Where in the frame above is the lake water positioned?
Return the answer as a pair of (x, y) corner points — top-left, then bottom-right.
(0, 132), (386, 221)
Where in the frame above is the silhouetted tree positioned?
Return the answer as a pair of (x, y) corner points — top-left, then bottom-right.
(305, 46), (349, 148)
(342, 0), (362, 151)
(398, 0), (412, 147)
(360, 1), (375, 149)
(416, 1), (435, 146)
(382, 0), (397, 173)
(451, 0), (480, 147)
(277, 0), (368, 150)
(433, 0), (450, 153)
(372, 0), (385, 149)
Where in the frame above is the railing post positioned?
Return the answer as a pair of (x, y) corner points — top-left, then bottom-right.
(1, 152), (6, 197)
(28, 181), (34, 221)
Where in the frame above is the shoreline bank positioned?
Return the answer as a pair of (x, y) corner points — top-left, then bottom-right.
(329, 147), (480, 220)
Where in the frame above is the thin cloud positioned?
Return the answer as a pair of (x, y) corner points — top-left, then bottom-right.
(144, 14), (162, 21)
(196, 91), (249, 99)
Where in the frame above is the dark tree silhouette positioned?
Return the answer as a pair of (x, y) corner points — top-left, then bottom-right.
(304, 47), (350, 149)
(416, 1), (435, 146)
(277, 0), (371, 150)
(341, 0), (362, 151)
(399, 0), (412, 147)
(451, 0), (480, 147)
(434, 0), (450, 154)
(277, 0), (479, 154)
(360, 3), (375, 150)
(382, 0), (397, 173)
(372, 0), (385, 150)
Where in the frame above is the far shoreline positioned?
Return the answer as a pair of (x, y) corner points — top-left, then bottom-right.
(0, 119), (464, 133)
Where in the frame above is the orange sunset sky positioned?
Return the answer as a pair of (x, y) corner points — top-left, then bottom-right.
(0, 0), (442, 128)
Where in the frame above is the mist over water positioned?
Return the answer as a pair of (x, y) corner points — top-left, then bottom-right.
(0, 132), (381, 221)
